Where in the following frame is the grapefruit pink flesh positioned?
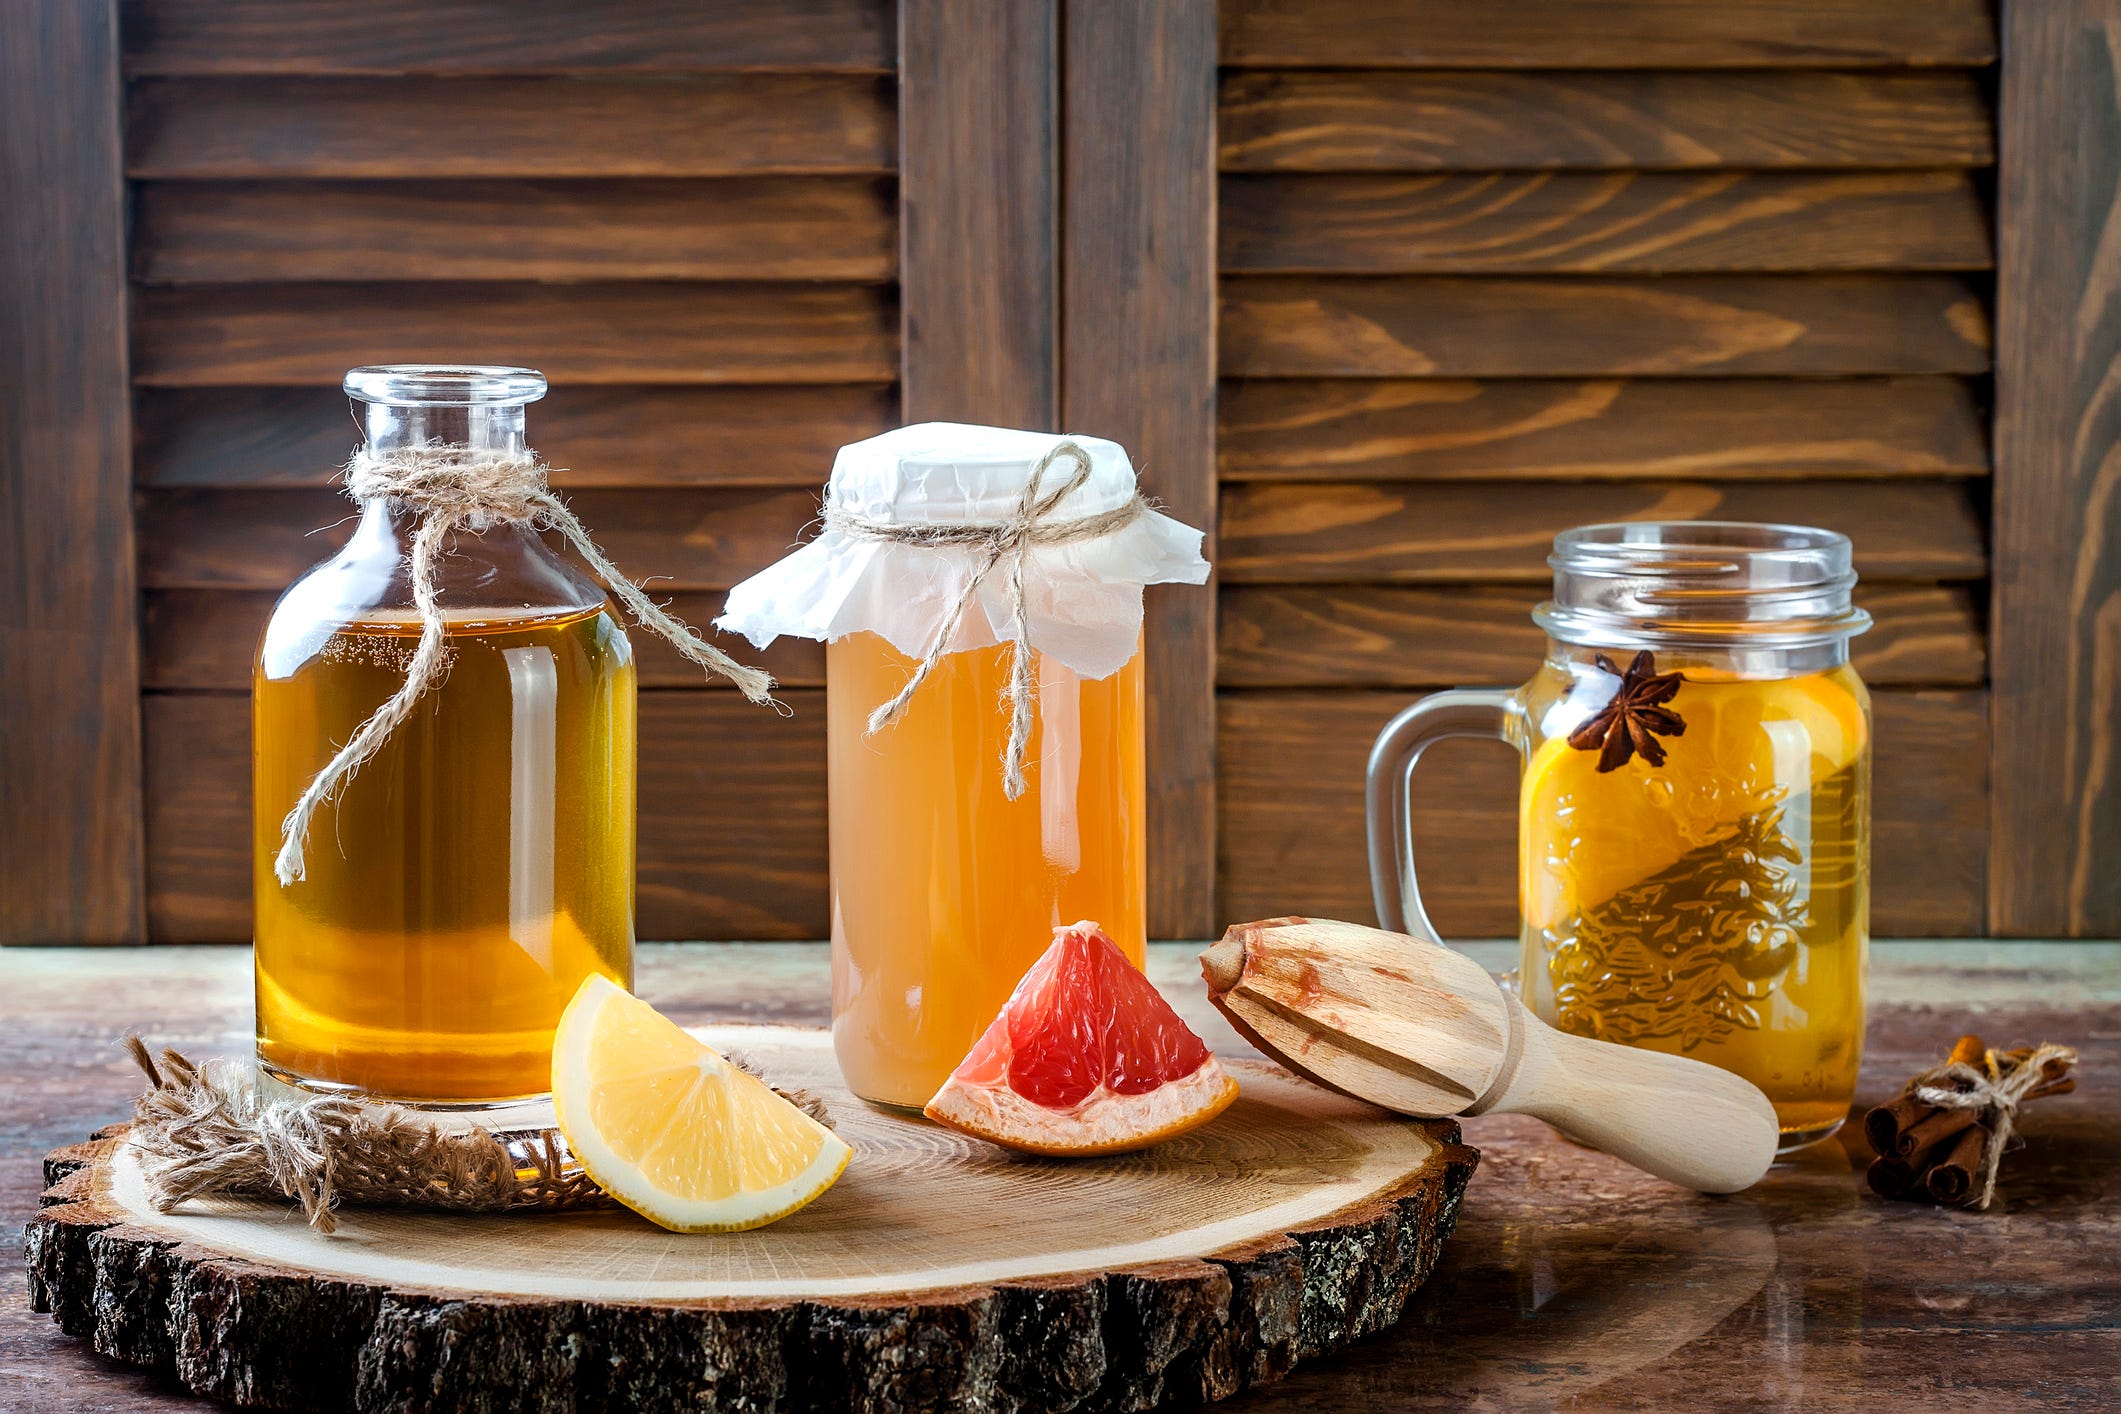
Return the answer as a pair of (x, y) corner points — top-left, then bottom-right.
(925, 921), (1238, 1155)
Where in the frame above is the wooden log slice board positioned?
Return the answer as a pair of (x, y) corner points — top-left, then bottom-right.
(27, 1025), (1477, 1413)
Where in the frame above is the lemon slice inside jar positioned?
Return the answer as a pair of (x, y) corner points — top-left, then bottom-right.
(1521, 670), (1867, 932)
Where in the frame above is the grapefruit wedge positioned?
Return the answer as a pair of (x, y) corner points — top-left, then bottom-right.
(924, 921), (1239, 1156)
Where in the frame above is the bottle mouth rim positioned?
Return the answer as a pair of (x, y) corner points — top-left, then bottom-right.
(344, 365), (548, 407)
(1538, 520), (1870, 649)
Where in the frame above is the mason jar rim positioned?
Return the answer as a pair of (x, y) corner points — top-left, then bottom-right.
(1534, 520), (1872, 651)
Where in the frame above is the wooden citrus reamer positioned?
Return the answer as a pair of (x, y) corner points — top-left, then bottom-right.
(1201, 917), (1779, 1193)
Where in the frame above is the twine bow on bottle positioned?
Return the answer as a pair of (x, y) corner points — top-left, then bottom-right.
(273, 446), (776, 886)
(821, 440), (1147, 799)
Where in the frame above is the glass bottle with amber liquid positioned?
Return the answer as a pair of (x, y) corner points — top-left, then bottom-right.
(253, 366), (636, 1107)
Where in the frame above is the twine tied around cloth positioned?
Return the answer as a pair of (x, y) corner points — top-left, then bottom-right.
(822, 439), (1146, 798)
(1910, 1041), (2079, 1209)
(274, 446), (776, 884)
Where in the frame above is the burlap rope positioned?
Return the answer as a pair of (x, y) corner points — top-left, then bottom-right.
(122, 1039), (601, 1232)
(1911, 1041), (2079, 1210)
(122, 1039), (832, 1233)
(822, 440), (1147, 798)
(274, 446), (776, 885)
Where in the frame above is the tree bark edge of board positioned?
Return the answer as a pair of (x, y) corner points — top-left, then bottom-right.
(27, 1126), (1478, 1412)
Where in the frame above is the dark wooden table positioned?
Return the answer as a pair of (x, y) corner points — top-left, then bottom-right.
(5, 942), (2116, 1411)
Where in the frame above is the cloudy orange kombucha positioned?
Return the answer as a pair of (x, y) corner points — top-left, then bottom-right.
(827, 632), (1146, 1107)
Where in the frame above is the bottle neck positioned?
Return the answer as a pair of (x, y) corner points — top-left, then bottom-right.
(361, 401), (528, 456)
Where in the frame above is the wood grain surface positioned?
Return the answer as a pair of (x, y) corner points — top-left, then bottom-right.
(1216, 480), (1986, 583)
(1219, 71), (1993, 172)
(136, 487), (817, 591)
(0, 0), (145, 942)
(1217, 689), (1989, 938)
(1990, 0), (2121, 936)
(29, 1038), (1474, 1410)
(8, 942), (2116, 1413)
(133, 384), (892, 488)
(1063, 0), (1220, 938)
(132, 283), (898, 386)
(133, 178), (898, 283)
(1220, 275), (1991, 379)
(1218, 0), (1998, 69)
(142, 691), (827, 943)
(898, 0), (1058, 429)
(137, 693), (249, 943)
(1217, 583), (1985, 689)
(122, 0), (898, 74)
(127, 75), (896, 178)
(1220, 171), (1992, 274)
(1217, 377), (1989, 482)
(140, 589), (825, 692)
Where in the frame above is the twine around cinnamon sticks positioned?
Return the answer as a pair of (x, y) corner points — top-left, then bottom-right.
(1864, 1034), (2077, 1209)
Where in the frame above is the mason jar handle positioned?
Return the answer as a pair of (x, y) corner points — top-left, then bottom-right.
(1365, 690), (1517, 944)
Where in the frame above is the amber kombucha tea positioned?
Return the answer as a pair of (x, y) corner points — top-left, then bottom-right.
(253, 605), (635, 1102)
(1516, 663), (1870, 1141)
(828, 631), (1146, 1107)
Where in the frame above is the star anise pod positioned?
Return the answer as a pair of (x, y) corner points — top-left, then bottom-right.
(1566, 649), (1686, 773)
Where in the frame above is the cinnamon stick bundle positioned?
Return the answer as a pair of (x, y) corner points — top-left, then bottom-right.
(1864, 1033), (2077, 1209)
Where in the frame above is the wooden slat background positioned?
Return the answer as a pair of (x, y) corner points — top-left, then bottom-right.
(1217, 0), (1997, 70)
(121, 0), (899, 75)
(113, 0), (2006, 943)
(127, 77), (897, 177)
(1209, 0), (1998, 936)
(125, 3), (898, 940)
(1990, 0), (2121, 935)
(1062, 0), (1221, 937)
(1218, 72), (1993, 171)
(0, 2), (146, 942)
(1218, 377), (1989, 481)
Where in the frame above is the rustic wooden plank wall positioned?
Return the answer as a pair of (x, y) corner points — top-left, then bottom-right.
(1991, 0), (2121, 936)
(125, 0), (901, 941)
(1211, 0), (1999, 937)
(1062, 0), (1220, 939)
(0, 0), (146, 943)
(899, 0), (1057, 430)
(12, 0), (2046, 945)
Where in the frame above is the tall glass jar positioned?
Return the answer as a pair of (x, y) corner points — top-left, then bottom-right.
(252, 366), (636, 1106)
(719, 423), (1209, 1108)
(1368, 522), (1871, 1148)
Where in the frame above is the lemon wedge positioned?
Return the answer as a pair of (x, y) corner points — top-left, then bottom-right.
(551, 975), (851, 1232)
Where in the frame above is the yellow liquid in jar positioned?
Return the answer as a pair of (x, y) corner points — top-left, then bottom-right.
(1517, 663), (1870, 1140)
(253, 604), (636, 1102)
(827, 631), (1147, 1107)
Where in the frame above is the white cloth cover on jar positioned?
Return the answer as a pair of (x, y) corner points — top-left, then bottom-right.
(716, 422), (1209, 682)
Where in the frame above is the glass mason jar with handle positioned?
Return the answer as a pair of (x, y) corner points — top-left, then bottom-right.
(253, 366), (637, 1107)
(1368, 522), (1872, 1150)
